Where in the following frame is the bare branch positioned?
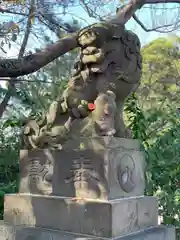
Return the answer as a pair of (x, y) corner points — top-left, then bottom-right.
(37, 12), (72, 35)
(0, 7), (28, 16)
(80, 0), (104, 20)
(36, 0), (78, 36)
(0, 5), (75, 35)
(109, 0), (145, 25)
(133, 13), (180, 32)
(37, 0), (63, 37)
(144, 0), (180, 4)
(80, 0), (96, 18)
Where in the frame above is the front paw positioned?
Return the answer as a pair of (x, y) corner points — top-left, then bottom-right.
(106, 128), (116, 136)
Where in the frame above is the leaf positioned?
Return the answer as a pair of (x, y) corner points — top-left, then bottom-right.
(2, 118), (23, 128)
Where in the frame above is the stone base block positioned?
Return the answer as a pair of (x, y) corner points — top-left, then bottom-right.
(4, 194), (158, 238)
(0, 221), (98, 240)
(0, 221), (176, 240)
(20, 137), (146, 199)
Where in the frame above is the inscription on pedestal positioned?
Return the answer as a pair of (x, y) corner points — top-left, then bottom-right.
(28, 157), (53, 185)
(19, 150), (54, 194)
(19, 138), (146, 199)
(28, 158), (49, 183)
(64, 156), (101, 198)
(65, 158), (94, 185)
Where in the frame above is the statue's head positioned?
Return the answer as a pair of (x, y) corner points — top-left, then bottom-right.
(94, 91), (116, 117)
(92, 91), (116, 136)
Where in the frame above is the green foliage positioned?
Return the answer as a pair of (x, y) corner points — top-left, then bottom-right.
(125, 93), (148, 142)
(0, 119), (19, 219)
(125, 36), (180, 234)
(139, 35), (180, 110)
(125, 93), (180, 227)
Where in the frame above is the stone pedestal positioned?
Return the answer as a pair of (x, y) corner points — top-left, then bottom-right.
(19, 137), (146, 199)
(4, 194), (158, 238)
(0, 221), (176, 240)
(1, 137), (176, 239)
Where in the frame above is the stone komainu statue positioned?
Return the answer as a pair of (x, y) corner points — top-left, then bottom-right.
(22, 22), (142, 149)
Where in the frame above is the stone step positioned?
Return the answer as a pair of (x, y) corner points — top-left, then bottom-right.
(0, 221), (98, 240)
(0, 221), (175, 240)
(4, 194), (158, 238)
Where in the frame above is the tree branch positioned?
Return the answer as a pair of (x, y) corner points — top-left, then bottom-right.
(0, 7), (28, 16)
(0, 32), (78, 77)
(109, 0), (145, 25)
(144, 0), (180, 3)
(37, 12), (73, 35)
(37, 0), (64, 37)
(133, 13), (180, 32)
(0, 5), (76, 35)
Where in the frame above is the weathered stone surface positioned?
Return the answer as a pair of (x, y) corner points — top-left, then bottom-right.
(0, 221), (175, 240)
(116, 226), (176, 240)
(22, 24), (142, 150)
(4, 194), (158, 238)
(0, 221), (99, 240)
(19, 137), (146, 199)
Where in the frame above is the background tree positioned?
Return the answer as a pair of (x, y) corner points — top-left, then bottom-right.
(125, 35), (180, 232)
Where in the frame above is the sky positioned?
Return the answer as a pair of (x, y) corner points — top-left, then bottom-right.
(68, 2), (180, 42)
